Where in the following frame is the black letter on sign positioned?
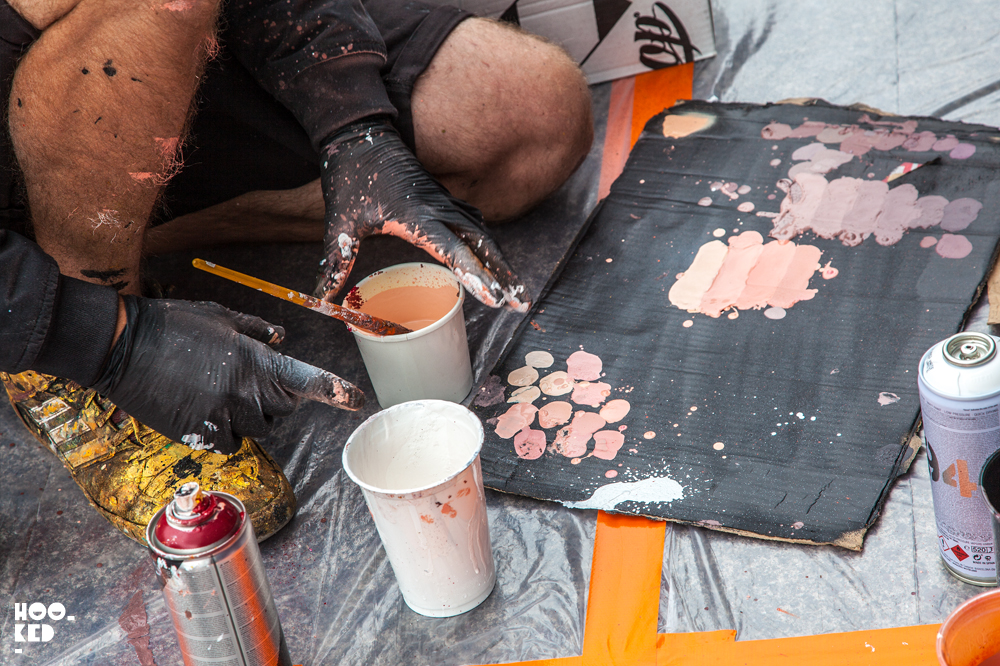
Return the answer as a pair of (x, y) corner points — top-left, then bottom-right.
(633, 3), (700, 69)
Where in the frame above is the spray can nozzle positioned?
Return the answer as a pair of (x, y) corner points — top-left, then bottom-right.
(172, 482), (203, 517)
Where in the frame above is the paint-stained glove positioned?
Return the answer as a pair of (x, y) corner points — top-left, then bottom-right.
(315, 118), (529, 311)
(92, 296), (364, 455)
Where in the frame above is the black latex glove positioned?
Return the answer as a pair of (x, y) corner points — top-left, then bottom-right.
(316, 119), (530, 311)
(92, 296), (364, 455)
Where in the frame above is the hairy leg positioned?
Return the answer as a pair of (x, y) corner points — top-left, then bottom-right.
(412, 18), (594, 222)
(143, 16), (594, 255)
(8, 0), (221, 293)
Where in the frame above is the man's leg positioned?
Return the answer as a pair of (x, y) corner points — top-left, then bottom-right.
(8, 0), (221, 293)
(4, 0), (297, 546)
(143, 15), (593, 255)
(411, 18), (594, 222)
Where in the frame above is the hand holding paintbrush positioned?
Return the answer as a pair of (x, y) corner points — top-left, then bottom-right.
(192, 259), (413, 336)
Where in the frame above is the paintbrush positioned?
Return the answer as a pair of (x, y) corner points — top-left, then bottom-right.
(192, 258), (413, 336)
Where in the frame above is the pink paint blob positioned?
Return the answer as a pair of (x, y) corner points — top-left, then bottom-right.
(761, 123), (792, 140)
(514, 427), (546, 460)
(698, 197), (713, 206)
(920, 236), (938, 248)
(792, 521), (804, 529)
(940, 198), (983, 232)
(820, 261), (838, 279)
(605, 470), (619, 478)
(699, 232), (765, 317)
(643, 431), (656, 439)
(682, 320), (694, 328)
(769, 244), (821, 308)
(538, 401), (572, 428)
(566, 350), (603, 381)
(737, 202), (755, 212)
(553, 411), (607, 458)
(737, 185), (752, 195)
(877, 392), (900, 406)
(539, 371), (573, 396)
(932, 135), (959, 152)
(495, 403), (538, 439)
(592, 431), (626, 460)
(902, 131), (937, 152)
(571, 381), (612, 407)
(599, 399), (631, 423)
(935, 233), (973, 259)
(950, 143), (976, 159)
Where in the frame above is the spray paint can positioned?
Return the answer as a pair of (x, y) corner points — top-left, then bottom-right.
(146, 482), (293, 665)
(918, 332), (1000, 586)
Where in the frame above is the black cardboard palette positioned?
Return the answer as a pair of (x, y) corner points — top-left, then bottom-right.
(472, 100), (1000, 549)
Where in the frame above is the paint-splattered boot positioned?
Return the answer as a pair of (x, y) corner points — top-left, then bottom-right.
(0, 370), (296, 545)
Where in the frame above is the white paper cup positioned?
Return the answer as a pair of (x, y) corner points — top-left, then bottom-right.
(342, 400), (496, 617)
(345, 262), (473, 408)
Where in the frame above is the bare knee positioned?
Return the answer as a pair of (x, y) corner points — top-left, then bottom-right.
(412, 18), (593, 221)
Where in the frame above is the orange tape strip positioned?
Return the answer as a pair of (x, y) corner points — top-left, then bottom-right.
(582, 513), (667, 666)
(656, 624), (940, 665)
(631, 63), (695, 149)
(597, 76), (635, 201)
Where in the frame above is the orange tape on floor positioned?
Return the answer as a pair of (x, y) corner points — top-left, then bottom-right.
(598, 76), (635, 201)
(656, 624), (940, 665)
(486, 64), (942, 666)
(582, 513), (667, 666)
(630, 63), (695, 149)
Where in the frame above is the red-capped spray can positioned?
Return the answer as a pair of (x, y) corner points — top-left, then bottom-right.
(147, 482), (292, 665)
(919, 332), (1000, 586)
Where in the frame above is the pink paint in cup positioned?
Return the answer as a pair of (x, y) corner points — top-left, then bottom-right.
(342, 400), (495, 617)
(345, 263), (473, 409)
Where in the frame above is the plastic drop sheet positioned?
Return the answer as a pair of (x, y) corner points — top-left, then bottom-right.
(4, 1), (1000, 664)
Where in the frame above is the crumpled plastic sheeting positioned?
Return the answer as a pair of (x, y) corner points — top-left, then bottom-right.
(4, 2), (1000, 664)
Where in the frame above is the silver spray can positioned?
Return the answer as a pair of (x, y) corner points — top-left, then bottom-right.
(918, 332), (1000, 586)
(146, 482), (293, 665)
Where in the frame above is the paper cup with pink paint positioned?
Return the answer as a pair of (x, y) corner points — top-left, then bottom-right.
(344, 262), (473, 408)
(342, 400), (496, 617)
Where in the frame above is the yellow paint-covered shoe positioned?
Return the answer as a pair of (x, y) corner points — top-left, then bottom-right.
(1, 370), (295, 545)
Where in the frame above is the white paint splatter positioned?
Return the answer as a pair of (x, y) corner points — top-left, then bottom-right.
(337, 233), (354, 258)
(562, 475), (685, 510)
(764, 307), (786, 320)
(181, 433), (211, 450)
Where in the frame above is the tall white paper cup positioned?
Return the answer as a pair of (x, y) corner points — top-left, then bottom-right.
(345, 263), (473, 408)
(342, 400), (496, 617)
